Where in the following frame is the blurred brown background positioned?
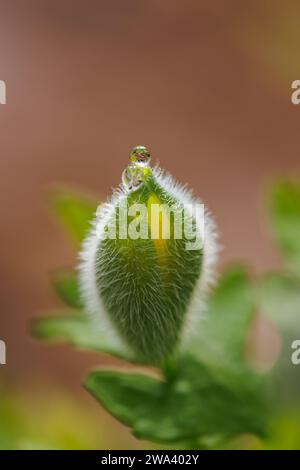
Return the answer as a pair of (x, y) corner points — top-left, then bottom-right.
(0, 0), (299, 447)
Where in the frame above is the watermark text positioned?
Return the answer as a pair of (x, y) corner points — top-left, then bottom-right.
(291, 340), (300, 365)
(0, 80), (6, 104)
(0, 340), (6, 365)
(291, 80), (300, 105)
(97, 202), (205, 251)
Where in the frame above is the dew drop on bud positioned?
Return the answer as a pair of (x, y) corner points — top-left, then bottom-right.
(122, 146), (152, 190)
(122, 166), (144, 191)
(130, 145), (151, 167)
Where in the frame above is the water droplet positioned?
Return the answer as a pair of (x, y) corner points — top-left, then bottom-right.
(122, 166), (144, 191)
(130, 145), (151, 167)
(122, 146), (152, 191)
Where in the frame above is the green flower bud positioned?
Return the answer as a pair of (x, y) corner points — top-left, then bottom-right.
(79, 147), (218, 364)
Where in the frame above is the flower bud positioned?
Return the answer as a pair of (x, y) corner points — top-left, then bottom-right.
(79, 147), (218, 364)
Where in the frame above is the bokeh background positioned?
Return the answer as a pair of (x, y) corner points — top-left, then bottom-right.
(0, 0), (299, 448)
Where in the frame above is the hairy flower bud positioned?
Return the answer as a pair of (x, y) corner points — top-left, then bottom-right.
(79, 147), (218, 364)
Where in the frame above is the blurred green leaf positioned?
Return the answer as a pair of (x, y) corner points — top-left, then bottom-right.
(85, 356), (267, 445)
(269, 179), (300, 275)
(51, 268), (83, 309)
(260, 271), (300, 405)
(48, 187), (98, 246)
(261, 179), (300, 408)
(260, 271), (300, 334)
(32, 311), (135, 363)
(186, 265), (256, 374)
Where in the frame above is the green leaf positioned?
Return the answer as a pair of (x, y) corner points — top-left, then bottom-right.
(85, 356), (268, 445)
(51, 268), (83, 309)
(185, 265), (256, 373)
(31, 312), (135, 363)
(48, 187), (98, 246)
(269, 179), (300, 275)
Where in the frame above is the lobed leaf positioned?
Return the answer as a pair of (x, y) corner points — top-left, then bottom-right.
(51, 268), (83, 309)
(186, 265), (256, 374)
(31, 312), (135, 363)
(48, 187), (98, 246)
(85, 356), (267, 445)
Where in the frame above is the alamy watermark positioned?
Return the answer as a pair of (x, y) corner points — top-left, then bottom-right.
(96, 201), (205, 251)
(0, 339), (6, 365)
(0, 80), (6, 104)
(291, 80), (300, 105)
(291, 340), (300, 365)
